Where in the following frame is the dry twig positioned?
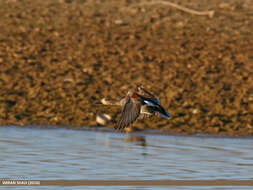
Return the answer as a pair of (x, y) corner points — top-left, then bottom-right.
(130, 0), (215, 18)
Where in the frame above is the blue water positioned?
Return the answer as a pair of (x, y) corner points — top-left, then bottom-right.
(0, 126), (253, 189)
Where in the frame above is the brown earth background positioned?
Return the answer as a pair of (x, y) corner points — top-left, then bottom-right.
(0, 0), (252, 136)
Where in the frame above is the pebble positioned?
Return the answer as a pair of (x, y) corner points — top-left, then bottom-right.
(96, 113), (112, 125)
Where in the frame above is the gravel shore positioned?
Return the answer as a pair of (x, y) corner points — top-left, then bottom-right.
(0, 0), (252, 136)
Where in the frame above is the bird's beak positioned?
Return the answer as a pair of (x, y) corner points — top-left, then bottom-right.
(159, 112), (171, 119)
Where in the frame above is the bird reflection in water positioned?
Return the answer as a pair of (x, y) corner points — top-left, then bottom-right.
(124, 135), (148, 156)
(123, 135), (146, 147)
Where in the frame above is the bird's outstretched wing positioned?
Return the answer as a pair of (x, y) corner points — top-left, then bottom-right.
(139, 93), (171, 120)
(150, 103), (171, 119)
(116, 96), (141, 130)
(138, 86), (160, 104)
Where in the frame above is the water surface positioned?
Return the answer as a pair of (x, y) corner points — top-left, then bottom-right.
(0, 126), (253, 189)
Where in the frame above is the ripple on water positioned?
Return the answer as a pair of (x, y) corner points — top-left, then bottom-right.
(0, 126), (253, 182)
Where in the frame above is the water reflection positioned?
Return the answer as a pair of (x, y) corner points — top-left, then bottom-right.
(0, 126), (253, 184)
(124, 135), (147, 147)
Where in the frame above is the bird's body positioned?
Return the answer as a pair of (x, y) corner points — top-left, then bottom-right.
(100, 86), (170, 130)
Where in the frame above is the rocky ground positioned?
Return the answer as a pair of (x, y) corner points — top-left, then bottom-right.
(0, 0), (252, 136)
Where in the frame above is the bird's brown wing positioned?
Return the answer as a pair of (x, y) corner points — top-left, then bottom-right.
(138, 86), (154, 98)
(138, 86), (160, 104)
(116, 96), (141, 130)
(139, 105), (155, 119)
(139, 113), (153, 120)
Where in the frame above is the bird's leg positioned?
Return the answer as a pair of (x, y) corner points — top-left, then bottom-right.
(124, 125), (134, 133)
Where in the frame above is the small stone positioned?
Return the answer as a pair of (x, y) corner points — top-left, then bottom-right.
(176, 22), (184, 28)
(247, 124), (253, 129)
(63, 78), (73, 82)
(192, 109), (199, 114)
(114, 19), (123, 25)
(82, 67), (93, 74)
(96, 113), (111, 125)
(219, 3), (231, 9)
(140, 8), (146, 13)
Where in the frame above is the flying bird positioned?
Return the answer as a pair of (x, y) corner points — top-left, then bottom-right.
(100, 86), (170, 130)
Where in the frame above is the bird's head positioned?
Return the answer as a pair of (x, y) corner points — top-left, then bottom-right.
(127, 90), (141, 100)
